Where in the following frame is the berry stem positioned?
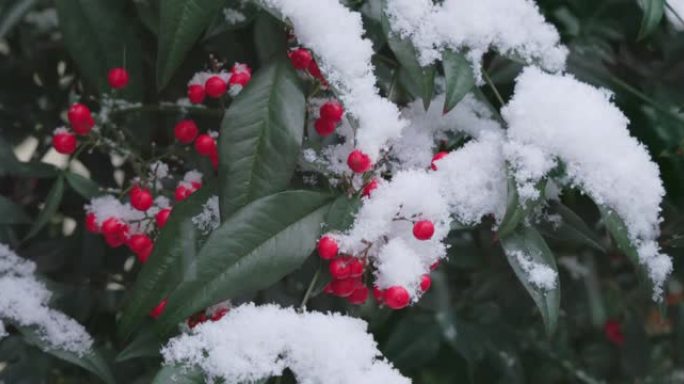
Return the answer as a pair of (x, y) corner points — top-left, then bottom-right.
(299, 267), (321, 309)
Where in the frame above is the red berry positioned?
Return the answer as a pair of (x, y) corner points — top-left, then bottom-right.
(107, 67), (129, 89)
(314, 118), (336, 137)
(101, 217), (123, 236)
(329, 257), (351, 280)
(347, 150), (372, 173)
(85, 213), (100, 233)
(317, 236), (338, 260)
(384, 286), (410, 310)
(194, 134), (217, 157)
(348, 286), (369, 305)
(430, 260), (441, 270)
(175, 185), (193, 201)
(104, 233), (126, 248)
(67, 103), (95, 135)
(127, 234), (154, 263)
(604, 320), (625, 346)
(205, 76), (227, 98)
(149, 299), (167, 319)
(361, 179), (378, 198)
(413, 220), (435, 240)
(174, 120), (199, 144)
(431, 151), (449, 171)
(187, 84), (206, 104)
(373, 287), (384, 303)
(156, 208), (172, 228)
(308, 60), (323, 80)
(289, 48), (313, 70)
(320, 101), (344, 122)
(211, 308), (229, 322)
(331, 278), (356, 297)
(130, 187), (153, 211)
(420, 274), (432, 292)
(53, 132), (77, 154)
(229, 72), (251, 87)
(349, 258), (365, 278)
(210, 151), (219, 170)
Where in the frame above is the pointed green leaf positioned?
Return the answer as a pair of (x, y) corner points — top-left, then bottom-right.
(24, 176), (64, 241)
(498, 175), (546, 238)
(218, 59), (305, 219)
(539, 201), (605, 252)
(253, 12), (288, 62)
(638, 0), (664, 40)
(116, 326), (163, 362)
(0, 195), (30, 224)
(156, 190), (334, 334)
(442, 49), (475, 113)
(66, 172), (103, 200)
(324, 195), (361, 232)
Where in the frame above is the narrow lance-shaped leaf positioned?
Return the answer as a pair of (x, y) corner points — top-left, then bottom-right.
(24, 176), (65, 241)
(498, 175), (546, 238)
(66, 172), (103, 200)
(638, 0), (665, 40)
(0, 195), (30, 224)
(442, 49), (475, 113)
(538, 201), (605, 252)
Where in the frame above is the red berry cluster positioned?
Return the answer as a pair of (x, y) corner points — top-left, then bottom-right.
(175, 179), (202, 202)
(186, 307), (230, 329)
(315, 101), (345, 137)
(288, 47), (325, 83)
(173, 120), (219, 169)
(186, 63), (252, 104)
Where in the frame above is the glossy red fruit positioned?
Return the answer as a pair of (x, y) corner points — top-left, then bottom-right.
(155, 208), (172, 228)
(127, 234), (154, 263)
(317, 236), (338, 260)
(430, 151), (449, 171)
(149, 299), (167, 319)
(107, 67), (129, 89)
(194, 134), (217, 157)
(205, 76), (227, 98)
(53, 132), (77, 154)
(308, 60), (323, 80)
(174, 120), (199, 144)
(101, 217), (125, 236)
(384, 286), (410, 310)
(175, 185), (193, 201)
(329, 257), (351, 280)
(348, 286), (369, 305)
(347, 150), (372, 173)
(373, 287), (384, 303)
(130, 187), (153, 211)
(314, 118), (336, 137)
(229, 72), (251, 87)
(320, 101), (344, 122)
(289, 48), (313, 70)
(85, 213), (100, 233)
(420, 274), (432, 292)
(413, 220), (435, 240)
(67, 103), (95, 135)
(604, 320), (625, 346)
(187, 84), (206, 104)
(104, 233), (126, 248)
(211, 308), (229, 322)
(349, 258), (365, 278)
(361, 179), (378, 198)
(331, 278), (356, 297)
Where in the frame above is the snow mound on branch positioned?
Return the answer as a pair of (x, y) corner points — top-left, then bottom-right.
(0, 243), (92, 354)
(161, 304), (410, 384)
(501, 67), (671, 299)
(259, 0), (406, 161)
(385, 0), (567, 80)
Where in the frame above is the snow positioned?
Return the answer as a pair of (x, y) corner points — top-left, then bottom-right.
(501, 67), (671, 299)
(162, 304), (410, 384)
(85, 195), (151, 235)
(384, 0), (568, 81)
(0, 244), (92, 354)
(192, 196), (221, 235)
(509, 250), (558, 291)
(666, 0), (684, 30)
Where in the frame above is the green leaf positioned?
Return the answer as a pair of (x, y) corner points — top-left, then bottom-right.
(0, 137), (58, 179)
(501, 226), (560, 335)
(156, 190), (334, 334)
(538, 201), (605, 252)
(638, 0), (665, 40)
(116, 327), (163, 362)
(599, 206), (652, 285)
(17, 326), (116, 384)
(382, 314), (442, 370)
(0, 0), (37, 38)
(55, 0), (144, 99)
(253, 12), (288, 62)
(0, 195), (30, 224)
(151, 365), (204, 384)
(65, 172), (103, 200)
(218, 59), (305, 219)
(157, 0), (225, 89)
(498, 175), (546, 238)
(324, 195), (361, 232)
(118, 185), (217, 340)
(24, 176), (65, 241)
(442, 49), (475, 113)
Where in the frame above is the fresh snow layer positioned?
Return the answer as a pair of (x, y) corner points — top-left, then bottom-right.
(192, 196), (221, 235)
(666, 0), (684, 30)
(162, 304), (410, 384)
(259, 0), (406, 161)
(509, 250), (558, 291)
(502, 67), (671, 299)
(0, 243), (93, 354)
(385, 0), (567, 79)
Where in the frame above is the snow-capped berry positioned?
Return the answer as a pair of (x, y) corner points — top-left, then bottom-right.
(67, 103), (95, 135)
(205, 76), (227, 98)
(314, 118), (336, 137)
(330, 278), (356, 297)
(317, 236), (338, 260)
(175, 185), (193, 201)
(430, 151), (449, 171)
(349, 258), (365, 278)
(229, 72), (251, 87)
(289, 48), (313, 70)
(149, 299), (167, 319)
(53, 132), (77, 155)
(101, 217), (127, 237)
(174, 120), (199, 144)
(187, 84), (206, 104)
(361, 179), (378, 198)
(329, 257), (351, 280)
(308, 60), (323, 80)
(384, 286), (410, 310)
(127, 234), (154, 263)
(194, 134), (217, 157)
(320, 101), (344, 122)
(373, 287), (384, 303)
(413, 220), (435, 240)
(85, 213), (100, 233)
(420, 275), (432, 292)
(107, 67), (129, 89)
(130, 187), (153, 211)
(155, 208), (172, 228)
(347, 286), (369, 305)
(347, 150), (372, 173)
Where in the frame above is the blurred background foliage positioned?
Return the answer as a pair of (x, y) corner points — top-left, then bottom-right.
(0, 0), (684, 382)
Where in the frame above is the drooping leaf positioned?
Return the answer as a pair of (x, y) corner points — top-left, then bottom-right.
(599, 206), (652, 286)
(118, 184), (216, 340)
(65, 172), (103, 200)
(151, 365), (205, 384)
(24, 176), (65, 241)
(538, 201), (605, 252)
(0, 195), (30, 224)
(637, 0), (665, 40)
(218, 59), (305, 220)
(156, 190), (334, 334)
(0, 0), (37, 38)
(55, 0), (144, 99)
(501, 226), (560, 335)
(324, 195), (361, 232)
(116, 326), (163, 362)
(442, 49), (475, 113)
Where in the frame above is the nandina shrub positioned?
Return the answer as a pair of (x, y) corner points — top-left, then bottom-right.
(1, 0), (684, 383)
